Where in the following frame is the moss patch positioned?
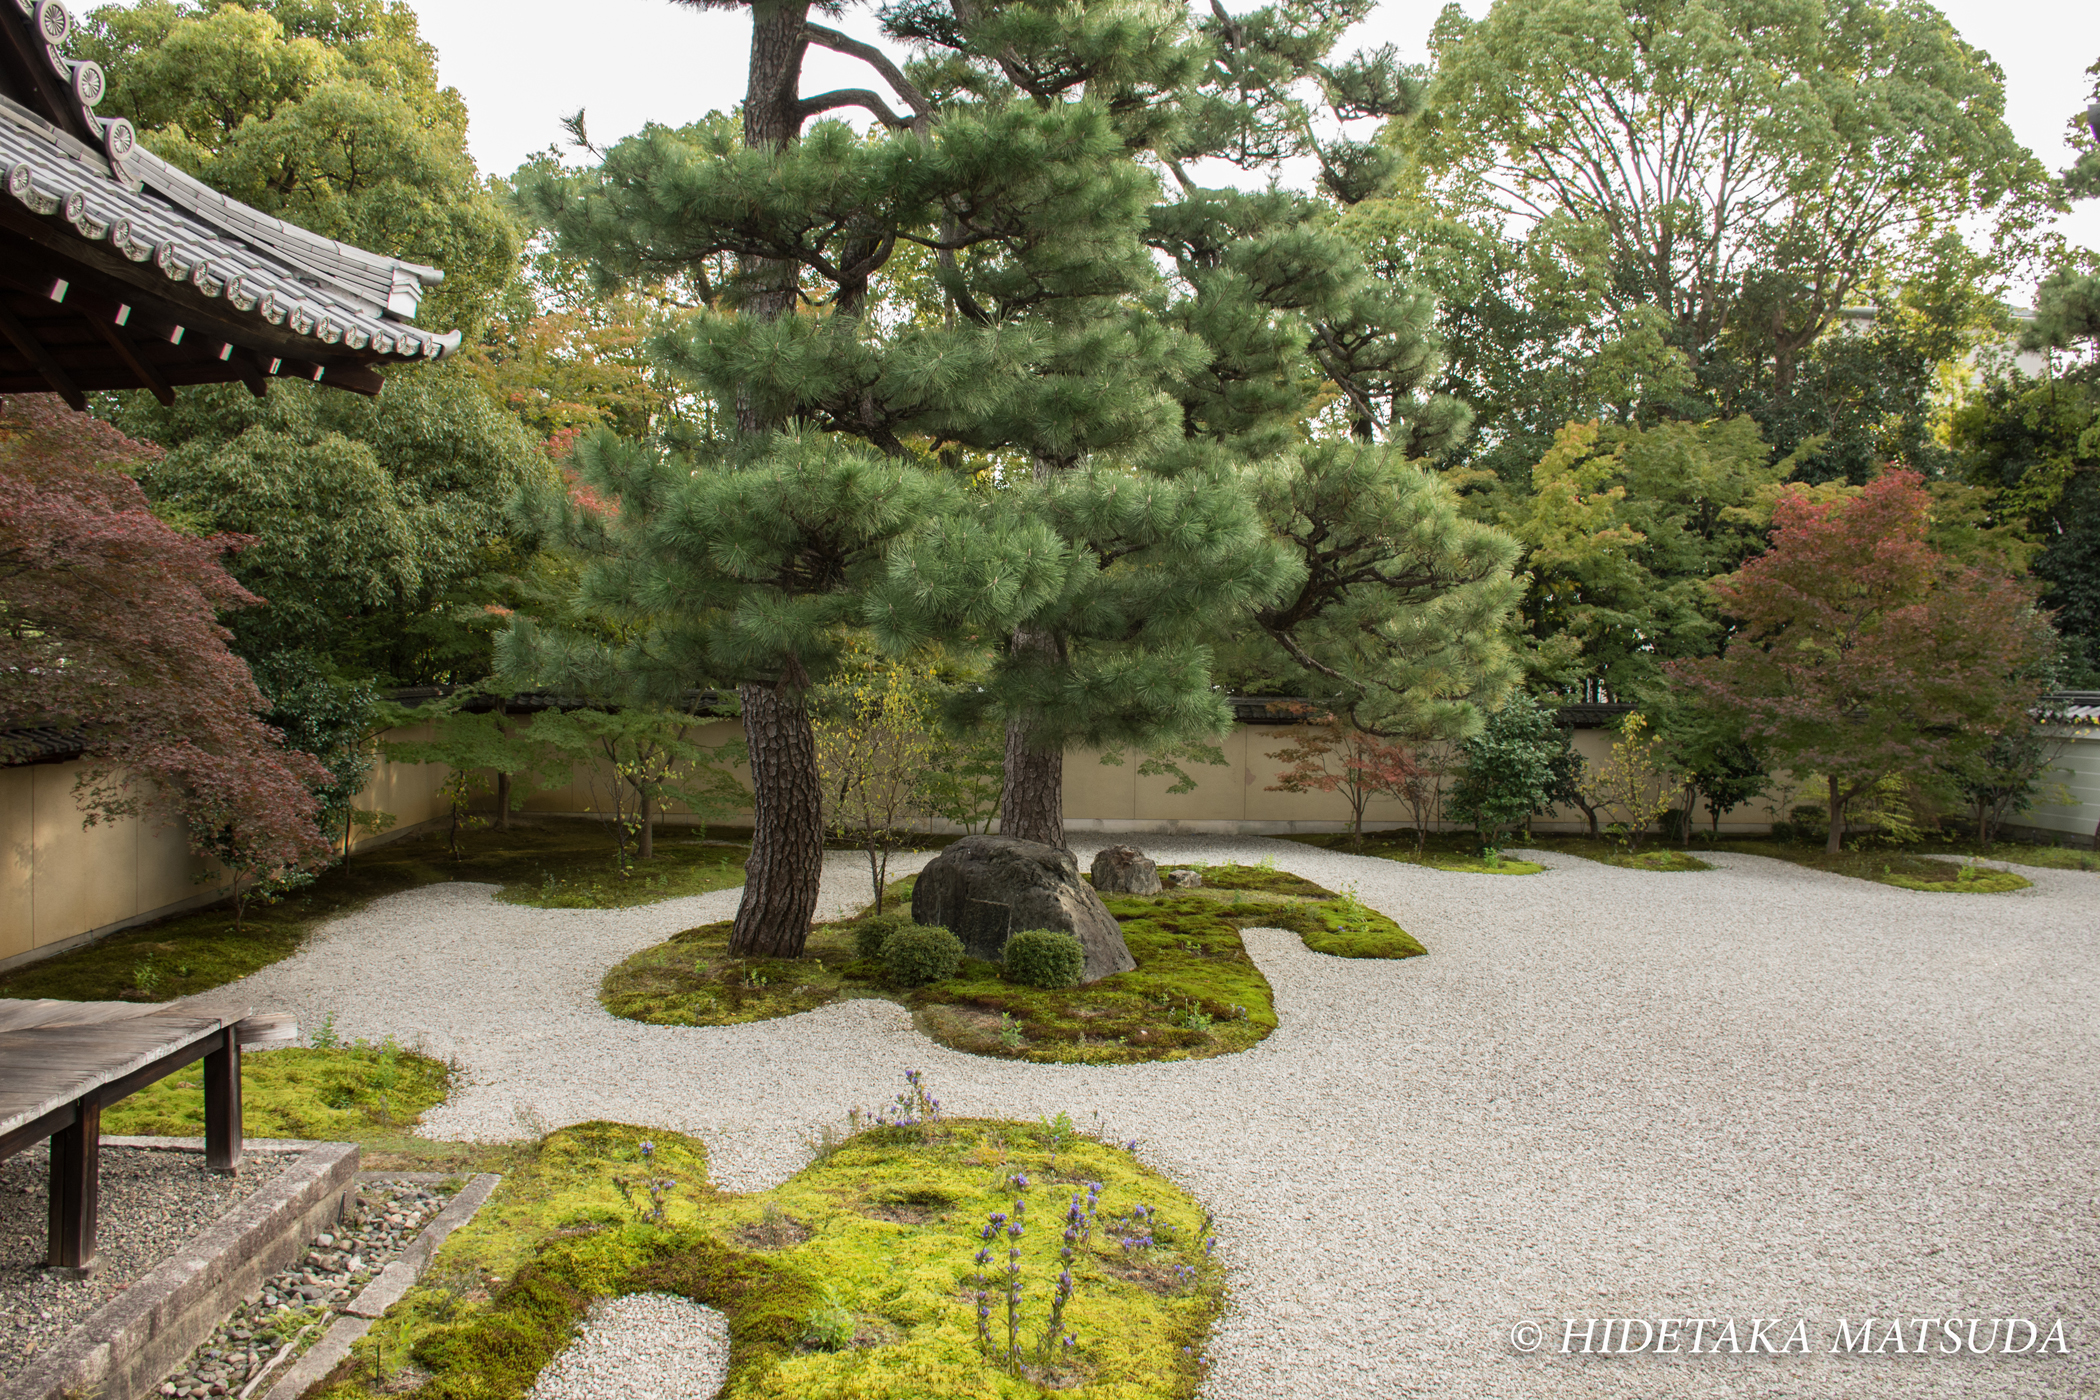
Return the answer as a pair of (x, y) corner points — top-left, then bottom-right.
(1172, 864), (1330, 898)
(100, 1042), (451, 1139)
(1873, 860), (2030, 893)
(905, 894), (1279, 1064)
(1959, 843), (2096, 873)
(1279, 832), (1544, 875)
(1506, 838), (1712, 872)
(600, 919), (860, 1028)
(1690, 839), (2034, 892)
(602, 866), (1422, 1064)
(316, 1115), (1222, 1400)
(0, 824), (750, 1005)
(1252, 899), (1428, 958)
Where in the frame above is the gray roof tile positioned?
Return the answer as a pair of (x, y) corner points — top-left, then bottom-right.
(0, 5), (459, 370)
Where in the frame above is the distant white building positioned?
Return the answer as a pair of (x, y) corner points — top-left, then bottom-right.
(2013, 694), (2100, 849)
(1831, 304), (2049, 380)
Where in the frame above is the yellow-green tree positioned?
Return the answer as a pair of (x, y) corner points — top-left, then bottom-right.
(813, 649), (940, 914)
(1579, 714), (1681, 853)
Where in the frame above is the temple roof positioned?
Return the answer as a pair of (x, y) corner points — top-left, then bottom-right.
(0, 0), (461, 403)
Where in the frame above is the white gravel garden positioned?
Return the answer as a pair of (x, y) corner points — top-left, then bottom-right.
(179, 837), (2099, 1400)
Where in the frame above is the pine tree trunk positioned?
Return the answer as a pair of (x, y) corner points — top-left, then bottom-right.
(1000, 718), (1065, 848)
(733, 680), (823, 957)
(723, 1), (822, 948)
(735, 0), (811, 429)
(998, 623), (1067, 847)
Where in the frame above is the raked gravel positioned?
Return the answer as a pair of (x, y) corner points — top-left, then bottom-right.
(180, 839), (2100, 1399)
(526, 1293), (729, 1400)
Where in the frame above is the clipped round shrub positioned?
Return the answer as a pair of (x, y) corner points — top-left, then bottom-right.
(1002, 928), (1085, 989)
(882, 924), (964, 986)
(852, 914), (911, 962)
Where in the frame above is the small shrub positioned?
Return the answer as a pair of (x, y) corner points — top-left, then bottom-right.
(1775, 804), (1829, 846)
(801, 1285), (855, 1351)
(852, 914), (912, 962)
(1002, 929), (1085, 988)
(883, 925), (964, 986)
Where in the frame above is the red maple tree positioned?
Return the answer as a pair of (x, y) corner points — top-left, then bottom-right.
(1265, 704), (1426, 850)
(1668, 470), (2055, 853)
(1, 395), (334, 911)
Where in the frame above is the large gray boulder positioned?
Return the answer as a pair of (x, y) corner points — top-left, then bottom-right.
(1090, 844), (1161, 895)
(911, 835), (1136, 983)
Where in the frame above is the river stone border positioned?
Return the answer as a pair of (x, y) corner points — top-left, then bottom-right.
(2, 1139), (358, 1400)
(261, 1172), (502, 1400)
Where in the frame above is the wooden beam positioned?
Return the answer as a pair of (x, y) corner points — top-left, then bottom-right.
(0, 299), (85, 410)
(234, 348), (271, 399)
(321, 361), (384, 396)
(47, 1096), (101, 1274)
(0, 1100), (75, 1164)
(79, 309), (175, 405)
(203, 1027), (243, 1172)
(95, 1031), (217, 1107)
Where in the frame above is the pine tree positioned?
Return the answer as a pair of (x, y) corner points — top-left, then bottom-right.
(516, 0), (1516, 961)
(514, 0), (1297, 955)
(1134, 23), (1523, 749)
(877, 0), (1520, 840)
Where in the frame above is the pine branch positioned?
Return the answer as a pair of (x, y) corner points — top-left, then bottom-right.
(799, 88), (910, 128)
(803, 22), (935, 126)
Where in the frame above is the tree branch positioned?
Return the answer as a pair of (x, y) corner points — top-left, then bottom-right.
(798, 88), (910, 129)
(802, 22), (935, 127)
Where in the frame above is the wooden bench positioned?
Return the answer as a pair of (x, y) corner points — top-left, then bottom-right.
(0, 1000), (297, 1275)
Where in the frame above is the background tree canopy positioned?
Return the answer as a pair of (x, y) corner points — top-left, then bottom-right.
(112, 369), (553, 685)
(6, 0), (2088, 885)
(77, 0), (520, 330)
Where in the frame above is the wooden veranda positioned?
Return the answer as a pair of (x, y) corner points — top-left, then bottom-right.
(0, 1000), (295, 1274)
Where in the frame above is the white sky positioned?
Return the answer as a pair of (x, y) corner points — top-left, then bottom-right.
(401, 0), (2100, 268)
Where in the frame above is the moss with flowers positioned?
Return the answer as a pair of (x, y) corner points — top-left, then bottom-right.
(599, 865), (1423, 1064)
(310, 1102), (1223, 1400)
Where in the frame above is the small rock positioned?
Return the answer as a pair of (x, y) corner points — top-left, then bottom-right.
(1165, 868), (1203, 888)
(1090, 844), (1163, 895)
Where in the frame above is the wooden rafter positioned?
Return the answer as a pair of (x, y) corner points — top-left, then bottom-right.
(78, 309), (174, 406)
(0, 299), (85, 410)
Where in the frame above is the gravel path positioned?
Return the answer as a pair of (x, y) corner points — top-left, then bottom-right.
(526, 1294), (729, 1400)
(0, 1146), (290, 1382)
(182, 841), (2100, 1399)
